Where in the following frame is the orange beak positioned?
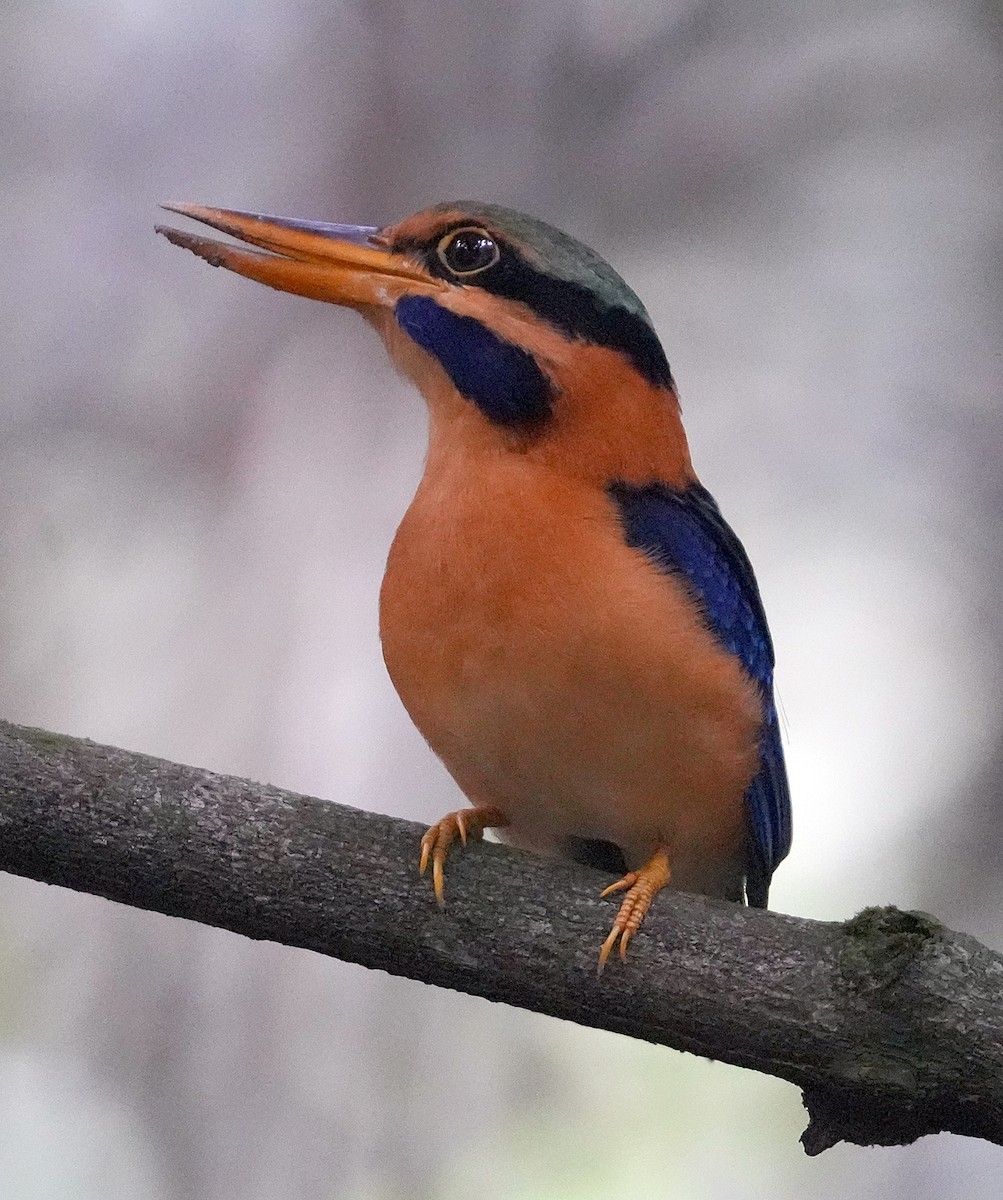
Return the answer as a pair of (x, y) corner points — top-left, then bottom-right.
(155, 204), (442, 309)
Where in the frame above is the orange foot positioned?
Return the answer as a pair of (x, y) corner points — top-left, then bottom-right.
(419, 806), (509, 906)
(597, 847), (671, 972)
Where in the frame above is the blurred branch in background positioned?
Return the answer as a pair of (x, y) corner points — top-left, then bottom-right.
(1, 718), (1000, 1159)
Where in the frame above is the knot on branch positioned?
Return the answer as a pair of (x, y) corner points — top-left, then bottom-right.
(839, 905), (946, 996)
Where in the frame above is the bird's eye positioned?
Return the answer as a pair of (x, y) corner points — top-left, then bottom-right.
(436, 227), (500, 276)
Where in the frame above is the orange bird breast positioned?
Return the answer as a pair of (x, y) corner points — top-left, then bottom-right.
(379, 400), (762, 900)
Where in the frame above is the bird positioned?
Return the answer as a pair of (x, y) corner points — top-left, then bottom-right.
(157, 200), (792, 969)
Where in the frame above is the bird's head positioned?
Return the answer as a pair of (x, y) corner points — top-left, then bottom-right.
(157, 201), (693, 484)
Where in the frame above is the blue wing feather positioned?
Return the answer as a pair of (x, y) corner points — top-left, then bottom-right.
(608, 480), (792, 905)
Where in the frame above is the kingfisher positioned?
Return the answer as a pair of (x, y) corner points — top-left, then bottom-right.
(157, 201), (792, 968)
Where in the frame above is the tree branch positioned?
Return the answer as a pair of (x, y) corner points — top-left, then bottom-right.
(1, 718), (1000, 1154)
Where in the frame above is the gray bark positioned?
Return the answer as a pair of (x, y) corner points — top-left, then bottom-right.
(1, 717), (1000, 1156)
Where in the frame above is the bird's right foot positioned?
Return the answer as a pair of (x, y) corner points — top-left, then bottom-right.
(419, 805), (509, 905)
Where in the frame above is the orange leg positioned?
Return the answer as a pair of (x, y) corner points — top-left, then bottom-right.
(419, 806), (509, 906)
(597, 847), (671, 971)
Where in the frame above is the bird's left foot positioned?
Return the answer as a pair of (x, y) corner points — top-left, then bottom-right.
(597, 847), (671, 971)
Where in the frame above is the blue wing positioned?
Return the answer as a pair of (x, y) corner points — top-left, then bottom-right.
(608, 480), (792, 906)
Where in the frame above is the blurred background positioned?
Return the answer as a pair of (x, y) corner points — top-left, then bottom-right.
(2, 0), (1001, 1196)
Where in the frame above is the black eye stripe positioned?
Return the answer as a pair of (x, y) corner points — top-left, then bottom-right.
(394, 232), (674, 391)
(479, 254), (674, 390)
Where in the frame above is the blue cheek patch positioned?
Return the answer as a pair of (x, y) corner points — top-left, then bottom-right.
(395, 295), (553, 428)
